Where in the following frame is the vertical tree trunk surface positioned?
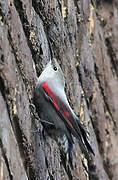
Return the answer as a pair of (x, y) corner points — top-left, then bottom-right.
(0, 0), (118, 179)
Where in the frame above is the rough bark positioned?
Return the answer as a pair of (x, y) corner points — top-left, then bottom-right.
(0, 0), (118, 179)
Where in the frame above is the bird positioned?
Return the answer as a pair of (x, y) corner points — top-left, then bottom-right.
(34, 58), (94, 161)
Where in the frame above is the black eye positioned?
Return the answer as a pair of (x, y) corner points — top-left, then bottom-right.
(54, 67), (57, 71)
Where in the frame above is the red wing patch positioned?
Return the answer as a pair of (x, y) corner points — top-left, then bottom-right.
(42, 82), (59, 111)
(62, 110), (73, 128)
(42, 81), (73, 128)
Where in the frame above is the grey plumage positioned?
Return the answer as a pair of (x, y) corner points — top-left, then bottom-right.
(34, 58), (94, 159)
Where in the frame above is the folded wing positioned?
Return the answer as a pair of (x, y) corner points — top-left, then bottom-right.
(42, 81), (94, 155)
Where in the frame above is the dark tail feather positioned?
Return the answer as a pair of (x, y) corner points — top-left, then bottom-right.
(76, 118), (95, 155)
(82, 134), (95, 155)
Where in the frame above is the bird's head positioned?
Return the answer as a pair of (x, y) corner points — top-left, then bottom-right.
(38, 58), (65, 88)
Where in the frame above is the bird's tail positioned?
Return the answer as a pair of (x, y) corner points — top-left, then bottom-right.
(76, 117), (95, 156)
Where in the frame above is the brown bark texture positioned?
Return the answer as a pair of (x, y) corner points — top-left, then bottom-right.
(0, 0), (118, 179)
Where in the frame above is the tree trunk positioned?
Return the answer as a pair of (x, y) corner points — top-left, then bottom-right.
(0, 0), (118, 179)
